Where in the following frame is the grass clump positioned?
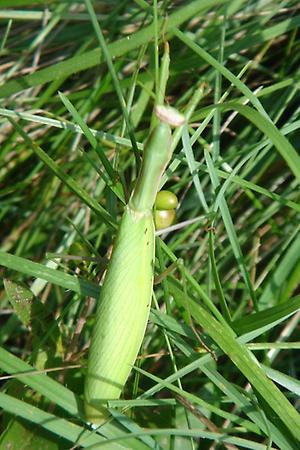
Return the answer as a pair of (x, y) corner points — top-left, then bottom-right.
(0, 1), (300, 449)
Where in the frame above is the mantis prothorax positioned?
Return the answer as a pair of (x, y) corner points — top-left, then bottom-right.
(84, 105), (184, 424)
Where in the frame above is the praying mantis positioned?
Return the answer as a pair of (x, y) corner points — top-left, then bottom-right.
(84, 105), (184, 424)
(84, 43), (185, 424)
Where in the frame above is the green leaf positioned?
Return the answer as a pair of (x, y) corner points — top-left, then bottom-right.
(0, 416), (61, 450)
(0, 251), (100, 298)
(0, 348), (156, 449)
(258, 230), (300, 307)
(4, 279), (34, 327)
(261, 365), (300, 396)
(0, 393), (123, 449)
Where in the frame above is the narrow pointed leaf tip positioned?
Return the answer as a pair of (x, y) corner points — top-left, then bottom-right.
(155, 105), (185, 127)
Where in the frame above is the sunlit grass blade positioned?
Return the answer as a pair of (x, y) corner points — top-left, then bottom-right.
(0, 0), (231, 97)
(195, 102), (300, 185)
(0, 250), (100, 298)
(205, 147), (258, 309)
(172, 285), (300, 441)
(0, 392), (136, 449)
(173, 28), (269, 118)
(8, 117), (115, 228)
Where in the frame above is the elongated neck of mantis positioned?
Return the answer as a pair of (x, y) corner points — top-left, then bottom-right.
(129, 121), (172, 213)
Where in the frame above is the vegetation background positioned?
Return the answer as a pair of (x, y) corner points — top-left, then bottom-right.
(0, 0), (300, 449)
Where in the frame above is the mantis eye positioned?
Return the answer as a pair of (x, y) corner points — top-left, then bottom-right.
(155, 190), (178, 210)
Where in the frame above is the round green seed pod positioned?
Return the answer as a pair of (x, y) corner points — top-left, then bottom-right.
(155, 190), (178, 210)
(154, 209), (176, 230)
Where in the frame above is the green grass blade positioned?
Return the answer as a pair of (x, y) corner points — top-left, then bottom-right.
(205, 148), (258, 309)
(58, 92), (125, 203)
(196, 102), (300, 185)
(0, 393), (125, 449)
(8, 118), (116, 228)
(0, 347), (80, 416)
(0, 107), (142, 150)
(175, 294), (300, 441)
(0, 251), (100, 298)
(258, 230), (300, 308)
(84, 0), (139, 165)
(0, 348), (156, 449)
(233, 293), (300, 336)
(135, 365), (294, 450)
(173, 28), (269, 118)
(182, 125), (209, 213)
(261, 365), (300, 396)
(0, 0), (230, 98)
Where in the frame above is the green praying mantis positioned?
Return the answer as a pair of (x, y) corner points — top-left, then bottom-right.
(84, 104), (184, 424)
(84, 41), (185, 423)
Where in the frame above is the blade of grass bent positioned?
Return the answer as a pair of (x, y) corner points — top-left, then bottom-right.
(84, 425), (280, 450)
(174, 294), (300, 441)
(84, 0), (139, 166)
(0, 250), (100, 298)
(173, 28), (269, 119)
(8, 118), (116, 229)
(0, 0), (231, 98)
(196, 102), (300, 185)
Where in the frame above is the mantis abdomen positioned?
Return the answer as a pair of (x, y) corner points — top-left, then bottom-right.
(84, 206), (154, 423)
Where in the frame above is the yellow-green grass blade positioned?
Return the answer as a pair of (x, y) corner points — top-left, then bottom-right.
(194, 102), (300, 185)
(171, 283), (300, 442)
(0, 0), (231, 98)
(0, 347), (155, 449)
(0, 250), (100, 298)
(8, 118), (116, 229)
(0, 393), (119, 449)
